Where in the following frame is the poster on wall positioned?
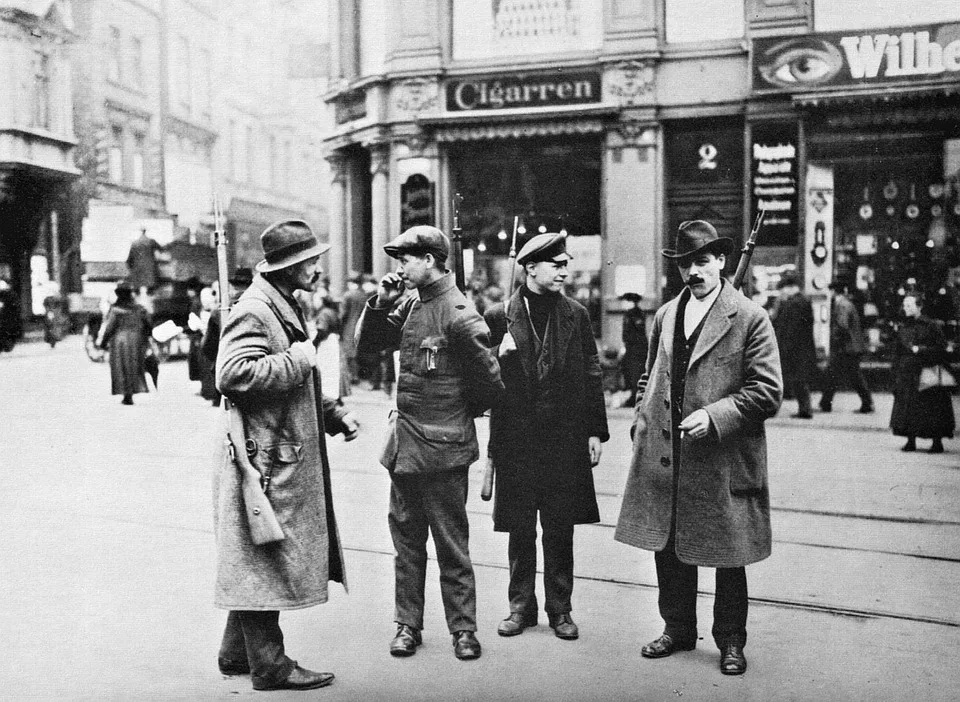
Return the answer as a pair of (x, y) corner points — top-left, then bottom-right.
(400, 174), (435, 231)
(751, 122), (799, 246)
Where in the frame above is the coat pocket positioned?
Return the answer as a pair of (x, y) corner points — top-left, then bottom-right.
(380, 409), (399, 471)
(255, 442), (303, 493)
(419, 335), (449, 374)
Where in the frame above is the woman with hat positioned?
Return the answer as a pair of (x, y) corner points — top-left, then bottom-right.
(97, 281), (152, 405)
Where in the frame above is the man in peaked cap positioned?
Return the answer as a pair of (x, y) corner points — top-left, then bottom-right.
(213, 220), (359, 692)
(484, 232), (608, 642)
(355, 225), (503, 661)
(615, 220), (782, 676)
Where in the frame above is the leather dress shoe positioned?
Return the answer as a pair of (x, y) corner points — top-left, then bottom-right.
(452, 630), (482, 660)
(641, 633), (696, 658)
(389, 624), (422, 657)
(252, 665), (335, 691)
(497, 611), (537, 637)
(217, 658), (250, 675)
(548, 613), (579, 640)
(720, 644), (747, 675)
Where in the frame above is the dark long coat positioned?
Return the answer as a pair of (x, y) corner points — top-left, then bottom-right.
(621, 306), (649, 395)
(484, 291), (608, 531)
(99, 302), (151, 396)
(890, 316), (956, 439)
(213, 276), (350, 610)
(615, 282), (783, 568)
(772, 291), (817, 383)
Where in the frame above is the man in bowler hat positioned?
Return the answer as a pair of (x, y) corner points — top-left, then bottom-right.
(214, 220), (359, 691)
(355, 226), (503, 661)
(615, 220), (782, 675)
(484, 232), (608, 641)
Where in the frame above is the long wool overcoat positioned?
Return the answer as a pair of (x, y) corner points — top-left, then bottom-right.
(615, 282), (783, 568)
(100, 303), (151, 396)
(213, 276), (349, 611)
(484, 291), (608, 531)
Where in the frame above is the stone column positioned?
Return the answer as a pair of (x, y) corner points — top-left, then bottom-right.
(369, 143), (391, 279)
(325, 152), (348, 295)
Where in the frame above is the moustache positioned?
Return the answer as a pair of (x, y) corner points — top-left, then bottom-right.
(686, 276), (705, 286)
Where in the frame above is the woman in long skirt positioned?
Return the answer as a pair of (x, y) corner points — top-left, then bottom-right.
(889, 294), (955, 453)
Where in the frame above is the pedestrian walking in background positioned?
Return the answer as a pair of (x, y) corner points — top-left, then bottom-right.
(484, 233), (608, 642)
(890, 293), (955, 454)
(126, 228), (162, 299)
(770, 271), (816, 419)
(96, 281), (152, 405)
(356, 225), (503, 662)
(615, 220), (783, 677)
(0, 276), (20, 352)
(201, 268), (253, 406)
(313, 288), (346, 398)
(339, 274), (366, 391)
(213, 220), (359, 692)
(620, 292), (649, 408)
(820, 281), (874, 414)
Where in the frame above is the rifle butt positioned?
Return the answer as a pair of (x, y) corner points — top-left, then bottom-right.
(480, 456), (494, 501)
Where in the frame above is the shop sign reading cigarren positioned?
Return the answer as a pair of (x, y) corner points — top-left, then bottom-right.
(446, 71), (601, 112)
(752, 21), (960, 92)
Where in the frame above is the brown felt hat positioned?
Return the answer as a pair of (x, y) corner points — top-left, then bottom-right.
(256, 220), (330, 273)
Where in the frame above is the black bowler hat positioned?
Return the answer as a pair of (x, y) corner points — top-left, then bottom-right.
(256, 220), (330, 273)
(662, 220), (733, 260)
(516, 233), (572, 266)
(384, 225), (450, 262)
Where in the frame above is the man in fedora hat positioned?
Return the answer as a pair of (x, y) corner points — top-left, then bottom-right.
(484, 232), (608, 642)
(213, 220), (359, 692)
(615, 220), (782, 676)
(355, 225), (503, 661)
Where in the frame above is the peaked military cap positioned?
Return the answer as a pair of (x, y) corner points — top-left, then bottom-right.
(516, 232), (572, 266)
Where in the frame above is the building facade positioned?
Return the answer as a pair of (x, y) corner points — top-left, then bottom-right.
(323, 0), (960, 361)
(0, 0), (78, 337)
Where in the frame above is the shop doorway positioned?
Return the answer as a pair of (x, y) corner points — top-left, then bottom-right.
(448, 136), (602, 332)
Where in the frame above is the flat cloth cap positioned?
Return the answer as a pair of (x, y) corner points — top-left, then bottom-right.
(384, 226), (450, 261)
(516, 233), (572, 266)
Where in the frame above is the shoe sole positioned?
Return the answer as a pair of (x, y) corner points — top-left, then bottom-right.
(390, 647), (418, 657)
(641, 644), (696, 659)
(553, 631), (579, 640)
(253, 676), (335, 691)
(721, 665), (746, 675)
(454, 651), (481, 660)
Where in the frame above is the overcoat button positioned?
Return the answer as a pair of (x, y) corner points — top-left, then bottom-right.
(660, 456), (670, 467)
(252, 507), (261, 515)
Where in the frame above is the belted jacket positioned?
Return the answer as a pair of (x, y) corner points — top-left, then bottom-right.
(356, 272), (503, 474)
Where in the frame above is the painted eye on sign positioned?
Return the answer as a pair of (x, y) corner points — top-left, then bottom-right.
(698, 144), (718, 171)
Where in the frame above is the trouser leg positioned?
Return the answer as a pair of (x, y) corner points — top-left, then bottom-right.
(218, 611), (247, 665)
(712, 567), (748, 649)
(541, 519), (574, 616)
(506, 510), (539, 617)
(820, 359), (837, 407)
(237, 611), (295, 687)
(796, 380), (812, 415)
(423, 469), (477, 633)
(844, 354), (873, 407)
(654, 546), (698, 644)
(389, 474), (429, 630)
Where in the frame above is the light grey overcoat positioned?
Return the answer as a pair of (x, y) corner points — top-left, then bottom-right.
(615, 282), (783, 568)
(213, 276), (349, 610)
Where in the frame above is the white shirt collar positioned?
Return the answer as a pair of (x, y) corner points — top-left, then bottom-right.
(683, 280), (723, 339)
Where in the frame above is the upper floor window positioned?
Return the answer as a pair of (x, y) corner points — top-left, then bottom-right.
(176, 35), (192, 112)
(199, 48), (212, 123)
(31, 52), (51, 130)
(665, 0), (743, 44)
(814, 0), (960, 31)
(130, 37), (144, 90)
(131, 132), (146, 188)
(108, 126), (124, 183)
(107, 26), (122, 82)
(227, 119), (236, 180)
(245, 125), (255, 184)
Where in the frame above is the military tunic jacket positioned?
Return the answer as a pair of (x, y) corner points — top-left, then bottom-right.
(615, 282), (783, 568)
(356, 273), (503, 474)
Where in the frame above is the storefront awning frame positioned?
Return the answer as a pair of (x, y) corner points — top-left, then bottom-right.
(417, 104), (620, 142)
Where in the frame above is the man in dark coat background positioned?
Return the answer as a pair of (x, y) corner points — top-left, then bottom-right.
(214, 220), (359, 692)
(484, 232), (608, 642)
(126, 228), (163, 295)
(615, 220), (782, 676)
(819, 281), (874, 414)
(620, 292), (649, 408)
(770, 271), (816, 419)
(355, 226), (503, 662)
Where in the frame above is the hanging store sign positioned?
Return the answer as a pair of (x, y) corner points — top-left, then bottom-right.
(446, 71), (601, 112)
(751, 122), (799, 246)
(752, 21), (960, 92)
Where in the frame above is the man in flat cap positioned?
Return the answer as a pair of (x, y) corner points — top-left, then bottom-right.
(615, 220), (782, 676)
(355, 225), (503, 661)
(484, 232), (608, 642)
(213, 220), (359, 692)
